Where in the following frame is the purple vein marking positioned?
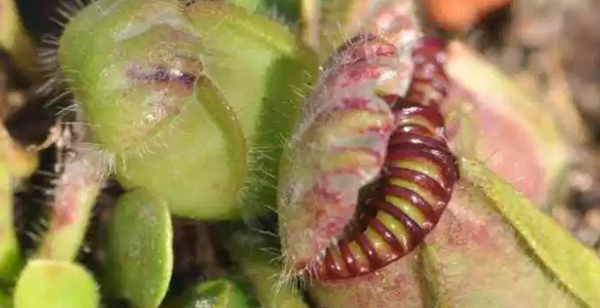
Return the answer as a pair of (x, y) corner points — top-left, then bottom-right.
(126, 65), (198, 91)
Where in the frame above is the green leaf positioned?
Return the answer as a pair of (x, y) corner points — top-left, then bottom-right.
(102, 189), (173, 308)
(186, 1), (318, 218)
(0, 0), (36, 73)
(0, 288), (11, 308)
(460, 157), (600, 308)
(13, 260), (99, 308)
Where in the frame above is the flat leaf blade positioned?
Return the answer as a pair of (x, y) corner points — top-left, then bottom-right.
(102, 189), (173, 308)
(13, 260), (99, 308)
(460, 157), (600, 308)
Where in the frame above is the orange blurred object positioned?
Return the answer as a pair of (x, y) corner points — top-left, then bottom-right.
(426, 0), (512, 32)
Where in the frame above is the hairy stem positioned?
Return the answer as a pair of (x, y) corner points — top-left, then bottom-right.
(35, 150), (106, 261)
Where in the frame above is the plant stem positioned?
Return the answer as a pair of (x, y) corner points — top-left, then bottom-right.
(225, 227), (310, 308)
(0, 0), (36, 74)
(0, 129), (23, 284)
(301, 0), (321, 51)
(35, 150), (106, 261)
